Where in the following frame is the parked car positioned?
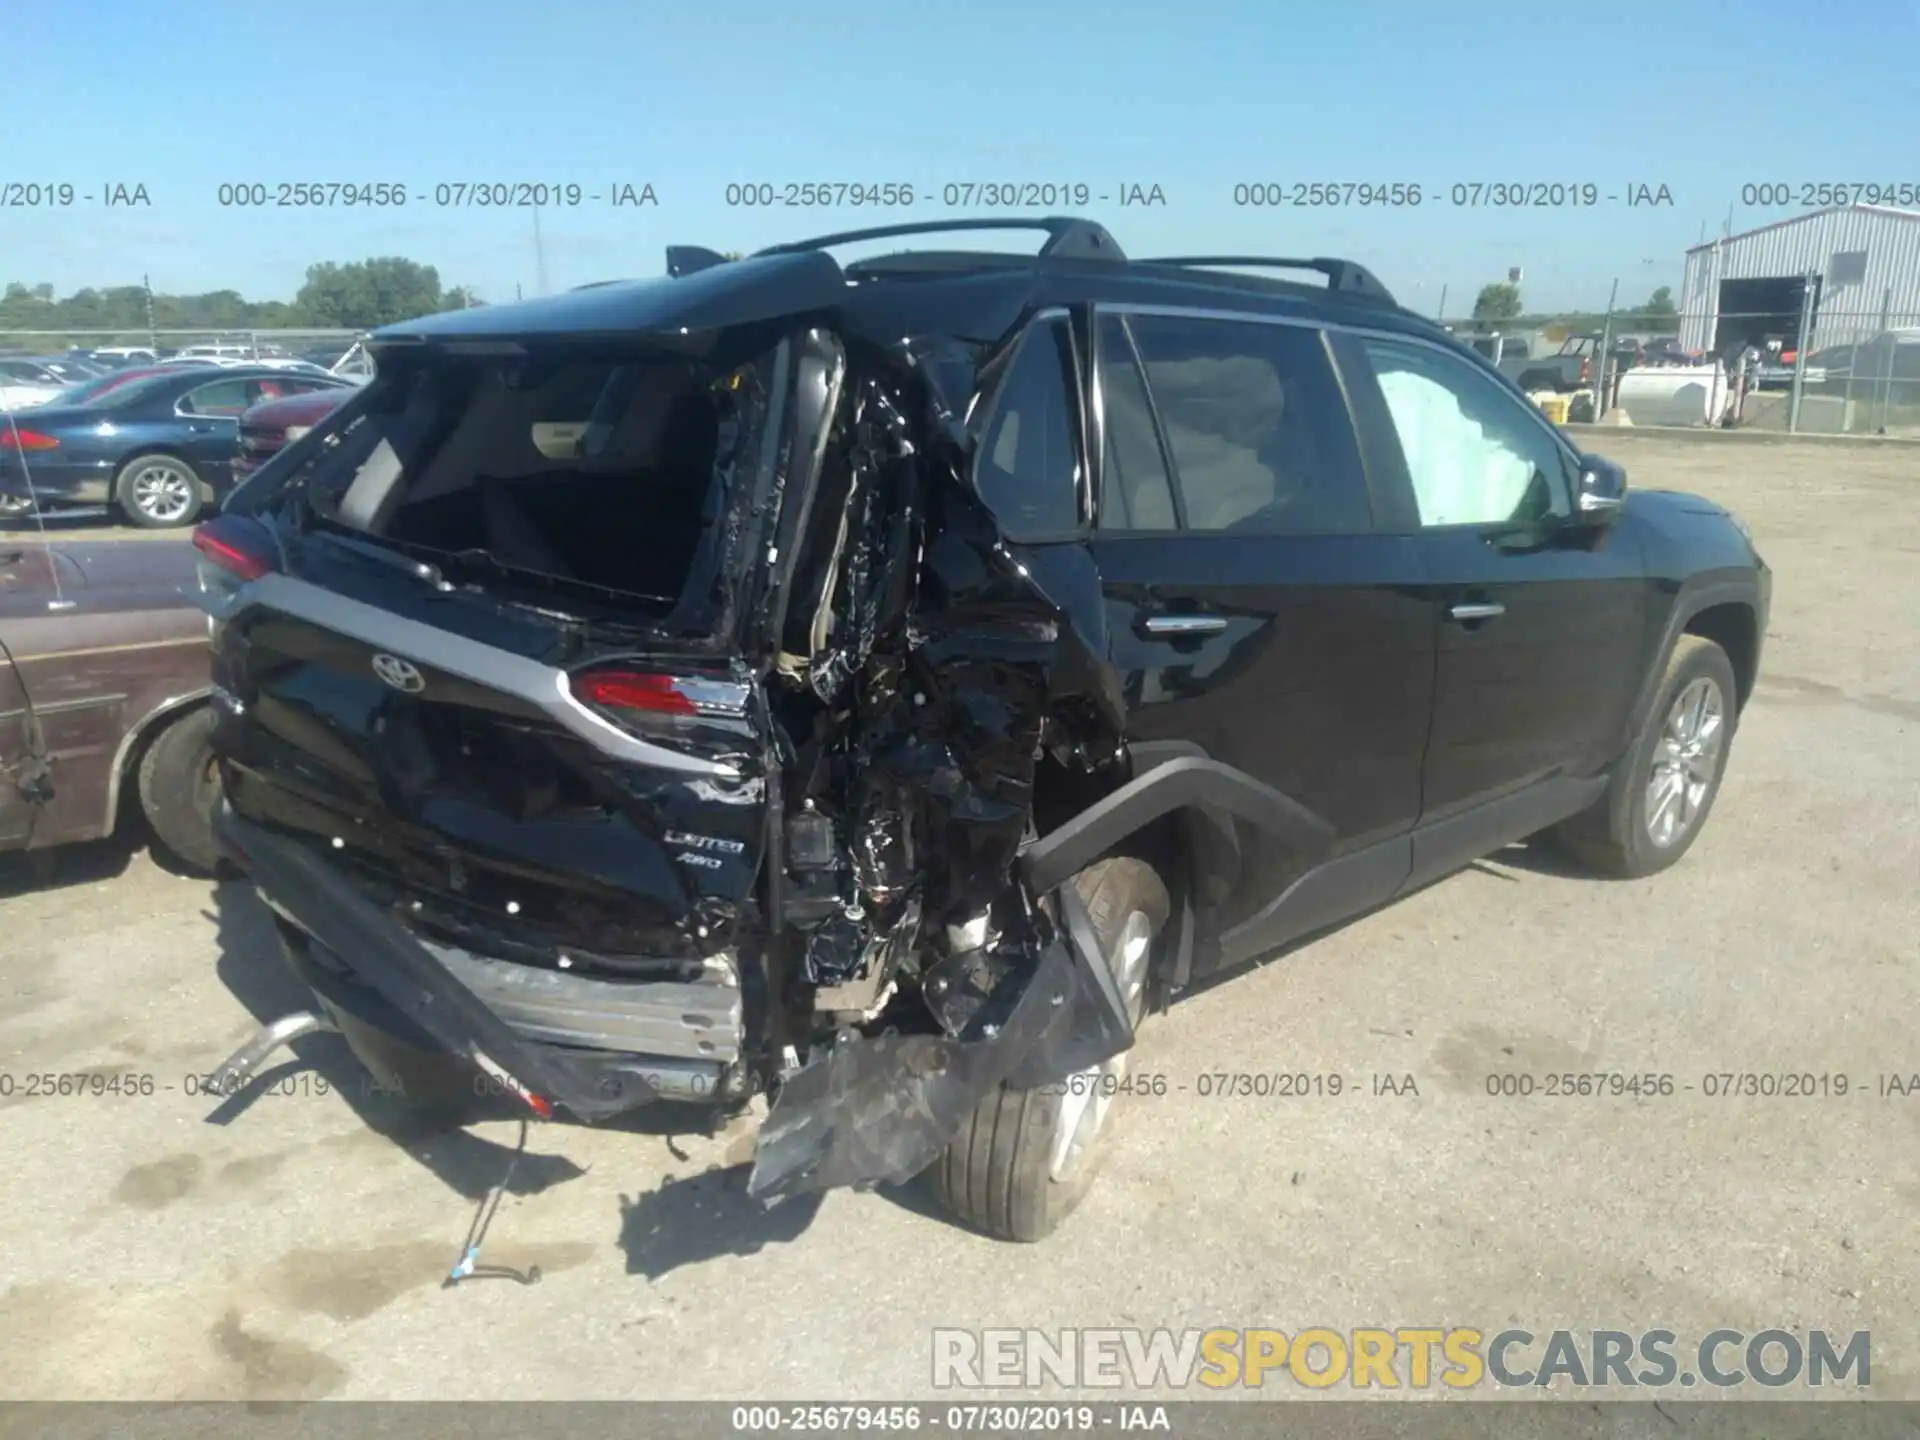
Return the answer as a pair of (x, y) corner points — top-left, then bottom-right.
(0, 382), (62, 414)
(90, 347), (162, 367)
(196, 218), (1770, 1240)
(0, 367), (355, 528)
(232, 387), (355, 483)
(1504, 334), (1601, 392)
(43, 363), (215, 409)
(0, 356), (107, 388)
(0, 537), (219, 869)
(1804, 329), (1920, 397)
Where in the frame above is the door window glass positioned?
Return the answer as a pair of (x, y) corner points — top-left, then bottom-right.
(1358, 338), (1573, 528)
(1126, 314), (1371, 535)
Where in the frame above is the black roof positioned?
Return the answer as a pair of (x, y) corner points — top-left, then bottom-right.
(368, 217), (1447, 354)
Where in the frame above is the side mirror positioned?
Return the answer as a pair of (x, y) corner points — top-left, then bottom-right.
(1575, 454), (1627, 524)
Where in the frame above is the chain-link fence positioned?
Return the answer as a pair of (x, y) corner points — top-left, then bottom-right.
(14, 298), (1920, 437)
(1437, 303), (1920, 436)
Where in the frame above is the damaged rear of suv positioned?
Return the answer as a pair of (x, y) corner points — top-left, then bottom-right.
(200, 220), (1182, 1239)
(197, 217), (1770, 1241)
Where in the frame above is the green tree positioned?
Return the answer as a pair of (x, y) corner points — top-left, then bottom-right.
(1639, 285), (1679, 333)
(294, 257), (453, 328)
(1472, 282), (1524, 328)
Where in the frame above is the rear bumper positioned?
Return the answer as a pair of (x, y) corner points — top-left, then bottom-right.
(0, 463), (111, 505)
(217, 798), (1128, 1199)
(216, 801), (737, 1117)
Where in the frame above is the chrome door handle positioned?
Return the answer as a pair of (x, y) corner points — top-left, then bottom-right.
(1448, 601), (1506, 622)
(1141, 614), (1228, 637)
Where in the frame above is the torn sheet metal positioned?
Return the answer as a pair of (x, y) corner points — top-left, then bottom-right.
(748, 936), (1077, 1201)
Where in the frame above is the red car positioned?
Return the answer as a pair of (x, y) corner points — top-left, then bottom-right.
(48, 363), (213, 407)
(233, 387), (354, 483)
(1, 537), (218, 870)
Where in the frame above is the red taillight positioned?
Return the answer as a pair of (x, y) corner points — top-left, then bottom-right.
(572, 670), (699, 716)
(1579, 357), (1592, 383)
(191, 515), (276, 581)
(0, 428), (58, 453)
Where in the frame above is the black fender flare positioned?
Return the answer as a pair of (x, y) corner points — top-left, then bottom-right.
(1619, 574), (1765, 756)
(1017, 747), (1335, 899)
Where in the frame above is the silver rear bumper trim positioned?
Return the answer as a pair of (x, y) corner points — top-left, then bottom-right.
(418, 938), (745, 1064)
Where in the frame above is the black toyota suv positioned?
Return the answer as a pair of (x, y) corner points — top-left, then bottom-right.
(194, 218), (1770, 1241)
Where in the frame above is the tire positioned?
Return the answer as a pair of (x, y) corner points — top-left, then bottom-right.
(0, 492), (34, 521)
(930, 856), (1170, 1242)
(1550, 635), (1738, 878)
(115, 453), (204, 528)
(136, 705), (221, 873)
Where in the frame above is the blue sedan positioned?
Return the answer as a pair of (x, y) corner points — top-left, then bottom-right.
(0, 366), (353, 527)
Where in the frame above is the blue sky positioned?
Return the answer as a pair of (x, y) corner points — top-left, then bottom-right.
(8, 0), (1918, 316)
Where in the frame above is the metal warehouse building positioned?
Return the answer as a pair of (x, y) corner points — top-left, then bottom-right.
(1679, 204), (1920, 357)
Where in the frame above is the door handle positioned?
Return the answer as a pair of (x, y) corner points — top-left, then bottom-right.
(1447, 601), (1506, 623)
(1140, 614), (1228, 637)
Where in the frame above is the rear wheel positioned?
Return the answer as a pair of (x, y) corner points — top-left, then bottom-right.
(116, 453), (203, 528)
(0, 493), (34, 520)
(137, 705), (221, 873)
(930, 857), (1169, 1242)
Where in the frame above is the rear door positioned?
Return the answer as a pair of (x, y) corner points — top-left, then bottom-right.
(1333, 332), (1648, 844)
(1086, 307), (1435, 967)
(175, 375), (262, 483)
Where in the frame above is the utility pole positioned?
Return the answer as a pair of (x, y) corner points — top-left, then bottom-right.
(1787, 271), (1818, 434)
(143, 273), (157, 353)
(1597, 277), (1620, 414)
(1436, 284), (1448, 322)
(533, 206), (549, 297)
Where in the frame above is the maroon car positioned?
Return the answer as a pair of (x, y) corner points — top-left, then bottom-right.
(1, 537), (218, 870)
(234, 387), (354, 483)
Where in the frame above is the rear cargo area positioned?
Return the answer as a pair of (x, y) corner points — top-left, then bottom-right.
(303, 348), (750, 607)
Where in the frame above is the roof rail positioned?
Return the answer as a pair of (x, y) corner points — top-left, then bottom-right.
(666, 245), (734, 278)
(1139, 256), (1396, 305)
(756, 216), (1125, 263)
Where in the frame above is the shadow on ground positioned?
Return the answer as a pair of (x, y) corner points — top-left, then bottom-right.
(0, 835), (135, 897)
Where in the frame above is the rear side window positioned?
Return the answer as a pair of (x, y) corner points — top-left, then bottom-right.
(1123, 314), (1371, 535)
(972, 318), (1084, 538)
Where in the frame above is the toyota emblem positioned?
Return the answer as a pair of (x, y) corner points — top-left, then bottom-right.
(371, 652), (425, 693)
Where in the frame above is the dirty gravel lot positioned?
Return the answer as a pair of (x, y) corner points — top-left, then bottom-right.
(1, 433), (1916, 1403)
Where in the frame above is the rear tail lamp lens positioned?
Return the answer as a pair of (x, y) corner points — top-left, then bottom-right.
(192, 515), (277, 582)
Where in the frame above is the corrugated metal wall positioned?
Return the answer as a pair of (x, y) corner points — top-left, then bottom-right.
(1679, 206), (1920, 353)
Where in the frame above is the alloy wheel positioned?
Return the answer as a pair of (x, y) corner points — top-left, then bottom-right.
(128, 462), (196, 524)
(1645, 676), (1725, 848)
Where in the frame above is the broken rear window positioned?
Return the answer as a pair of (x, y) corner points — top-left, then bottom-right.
(290, 344), (778, 607)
